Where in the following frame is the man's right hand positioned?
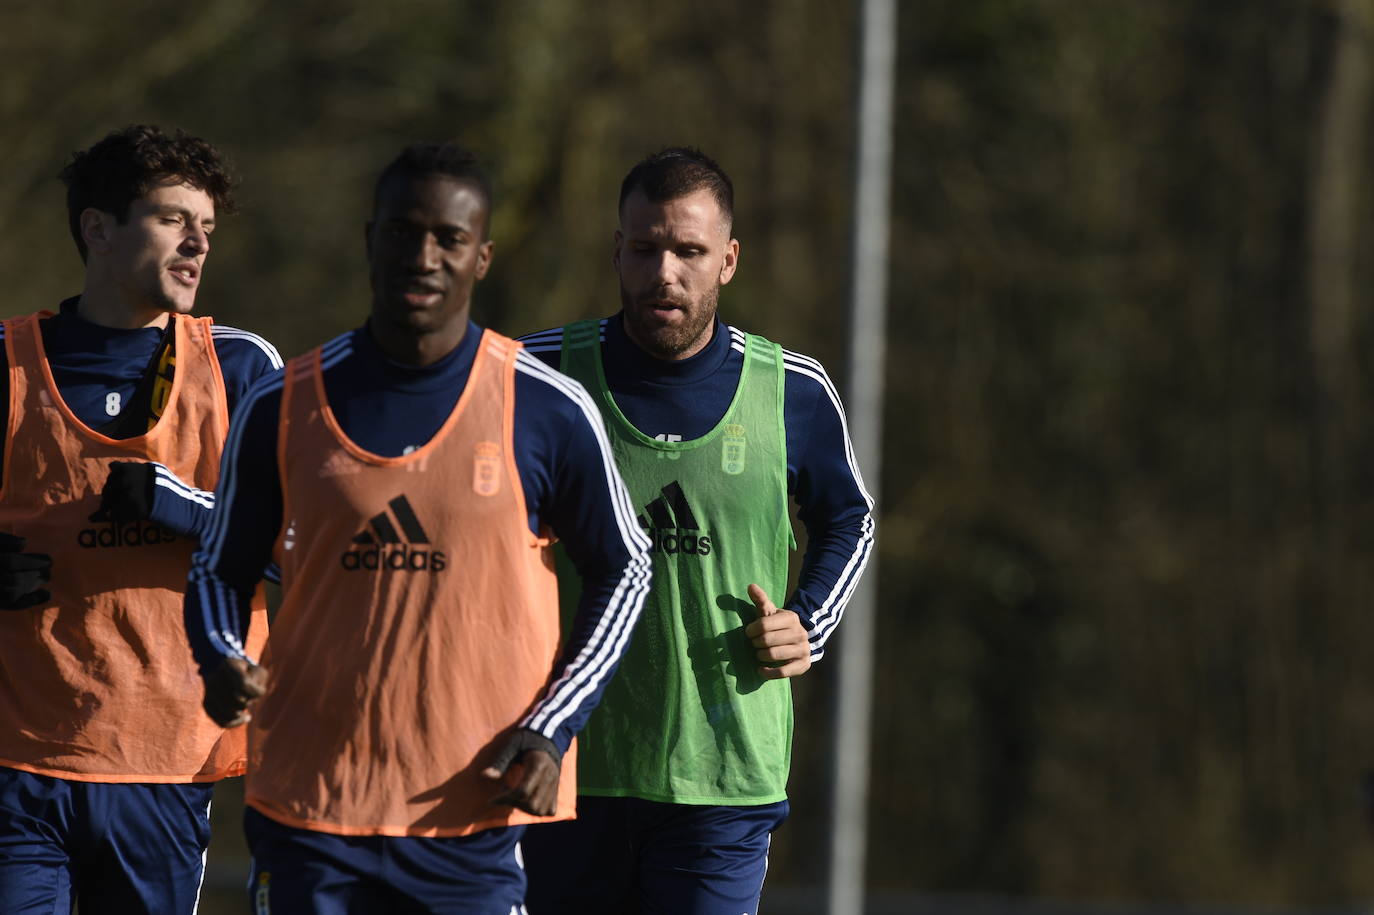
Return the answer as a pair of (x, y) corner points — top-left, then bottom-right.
(0, 532), (51, 610)
(482, 728), (563, 816)
(203, 656), (268, 728)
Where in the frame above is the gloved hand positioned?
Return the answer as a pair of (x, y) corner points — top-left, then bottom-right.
(89, 461), (156, 525)
(0, 532), (51, 610)
(203, 657), (268, 728)
(482, 727), (562, 816)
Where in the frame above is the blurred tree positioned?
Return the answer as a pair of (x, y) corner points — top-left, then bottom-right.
(7, 0), (1374, 908)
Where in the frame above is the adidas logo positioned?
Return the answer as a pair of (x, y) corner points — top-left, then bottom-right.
(638, 482), (712, 556)
(77, 520), (177, 549)
(339, 495), (448, 571)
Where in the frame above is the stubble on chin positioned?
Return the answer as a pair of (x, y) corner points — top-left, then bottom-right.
(149, 287), (196, 317)
(620, 286), (718, 360)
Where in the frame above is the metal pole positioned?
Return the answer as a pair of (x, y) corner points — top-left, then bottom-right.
(828, 0), (896, 912)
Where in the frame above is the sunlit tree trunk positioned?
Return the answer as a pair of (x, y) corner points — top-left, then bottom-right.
(1307, 0), (1373, 538)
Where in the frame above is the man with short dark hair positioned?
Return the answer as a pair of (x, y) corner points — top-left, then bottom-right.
(0, 124), (280, 913)
(519, 146), (875, 915)
(184, 141), (651, 913)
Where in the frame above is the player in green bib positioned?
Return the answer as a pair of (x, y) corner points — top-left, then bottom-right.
(561, 319), (794, 806)
(520, 148), (875, 914)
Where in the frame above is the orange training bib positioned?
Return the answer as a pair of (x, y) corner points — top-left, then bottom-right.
(0, 311), (267, 782)
(248, 330), (573, 836)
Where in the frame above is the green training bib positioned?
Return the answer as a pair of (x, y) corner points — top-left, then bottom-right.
(559, 319), (795, 804)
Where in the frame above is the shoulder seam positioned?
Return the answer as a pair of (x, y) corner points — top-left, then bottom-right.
(514, 349), (578, 393)
(211, 326), (284, 369)
(318, 332), (354, 370)
(515, 327), (566, 344)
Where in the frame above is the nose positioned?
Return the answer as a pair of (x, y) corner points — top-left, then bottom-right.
(182, 224), (209, 256)
(649, 250), (679, 286)
(405, 233), (441, 272)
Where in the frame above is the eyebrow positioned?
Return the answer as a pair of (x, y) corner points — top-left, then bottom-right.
(383, 217), (475, 236)
(629, 234), (711, 247)
(154, 204), (213, 223)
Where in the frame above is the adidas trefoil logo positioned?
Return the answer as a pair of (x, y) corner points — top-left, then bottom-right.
(340, 495), (447, 572)
(638, 481), (712, 556)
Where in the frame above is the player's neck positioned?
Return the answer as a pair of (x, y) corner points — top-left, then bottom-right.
(75, 279), (171, 331)
(607, 313), (728, 385)
(368, 318), (470, 368)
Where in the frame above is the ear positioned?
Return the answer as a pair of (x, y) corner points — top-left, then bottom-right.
(719, 238), (740, 286)
(81, 209), (113, 256)
(474, 240), (494, 280)
(612, 229), (623, 274)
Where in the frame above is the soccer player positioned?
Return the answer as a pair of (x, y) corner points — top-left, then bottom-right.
(183, 141), (652, 913)
(518, 147), (876, 915)
(0, 125), (280, 914)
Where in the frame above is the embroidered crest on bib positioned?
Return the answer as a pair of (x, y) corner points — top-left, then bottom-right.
(721, 423), (747, 475)
(473, 441), (501, 496)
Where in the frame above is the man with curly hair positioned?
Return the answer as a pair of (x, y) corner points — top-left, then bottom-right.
(0, 125), (281, 914)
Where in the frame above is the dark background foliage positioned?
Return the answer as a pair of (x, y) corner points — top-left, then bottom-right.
(8, 0), (1374, 907)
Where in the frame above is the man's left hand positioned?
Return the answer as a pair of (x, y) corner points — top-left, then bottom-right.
(90, 462), (156, 525)
(743, 583), (813, 679)
(482, 728), (561, 816)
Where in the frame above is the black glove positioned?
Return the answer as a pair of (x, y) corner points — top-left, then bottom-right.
(0, 532), (51, 610)
(485, 727), (562, 774)
(89, 461), (156, 525)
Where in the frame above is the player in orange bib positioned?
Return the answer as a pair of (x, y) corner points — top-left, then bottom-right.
(0, 126), (278, 913)
(183, 142), (652, 913)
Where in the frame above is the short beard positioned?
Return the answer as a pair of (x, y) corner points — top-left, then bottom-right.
(619, 283), (719, 360)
